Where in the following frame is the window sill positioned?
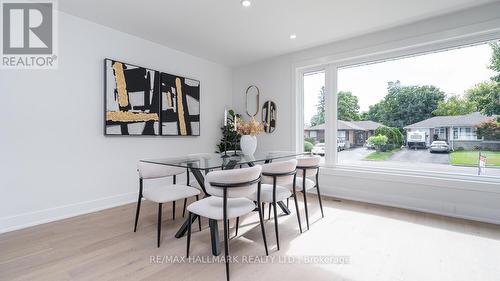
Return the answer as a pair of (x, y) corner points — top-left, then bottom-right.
(319, 163), (500, 194)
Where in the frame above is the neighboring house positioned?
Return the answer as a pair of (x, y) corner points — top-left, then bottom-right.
(304, 120), (384, 148)
(403, 112), (498, 150)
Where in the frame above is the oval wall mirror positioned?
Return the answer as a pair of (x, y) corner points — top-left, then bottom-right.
(262, 100), (277, 133)
(245, 85), (260, 117)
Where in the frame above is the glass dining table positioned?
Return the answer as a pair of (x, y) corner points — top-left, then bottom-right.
(141, 151), (307, 256)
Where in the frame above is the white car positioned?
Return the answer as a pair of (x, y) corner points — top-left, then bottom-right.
(429, 141), (450, 153)
(312, 143), (325, 156)
(337, 139), (346, 151)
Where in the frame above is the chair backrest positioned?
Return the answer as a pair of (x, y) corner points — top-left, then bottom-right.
(137, 161), (186, 179)
(205, 165), (262, 198)
(261, 159), (297, 186)
(296, 156), (321, 178)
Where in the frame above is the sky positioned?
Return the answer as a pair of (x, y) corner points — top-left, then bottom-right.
(303, 42), (496, 125)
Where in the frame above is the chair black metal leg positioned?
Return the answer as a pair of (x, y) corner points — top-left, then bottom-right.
(258, 202), (269, 256)
(222, 190), (230, 281)
(182, 198), (187, 218)
(286, 198), (289, 208)
(133, 194), (142, 232)
(172, 201), (176, 220)
(293, 193), (303, 233)
(196, 195), (202, 231)
(272, 202), (280, 250)
(186, 212), (192, 257)
(303, 190), (310, 230)
(235, 217), (239, 238)
(157, 203), (163, 248)
(316, 185), (324, 218)
(268, 203), (272, 220)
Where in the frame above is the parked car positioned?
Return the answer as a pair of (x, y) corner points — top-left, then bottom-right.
(429, 141), (450, 153)
(312, 143), (325, 156)
(337, 139), (346, 151)
(407, 131), (427, 149)
(311, 140), (345, 155)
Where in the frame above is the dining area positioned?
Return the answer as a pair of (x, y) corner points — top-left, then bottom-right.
(135, 151), (324, 281)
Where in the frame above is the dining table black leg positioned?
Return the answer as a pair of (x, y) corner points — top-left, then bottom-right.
(209, 219), (221, 256)
(276, 201), (291, 215)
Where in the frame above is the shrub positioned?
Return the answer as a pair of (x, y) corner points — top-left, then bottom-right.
(304, 141), (314, 152)
(374, 126), (403, 146)
(455, 147), (465, 151)
(368, 135), (388, 151)
(391, 128), (404, 146)
(304, 137), (316, 144)
(476, 119), (500, 140)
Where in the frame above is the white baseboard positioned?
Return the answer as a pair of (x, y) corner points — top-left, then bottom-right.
(0, 192), (137, 234)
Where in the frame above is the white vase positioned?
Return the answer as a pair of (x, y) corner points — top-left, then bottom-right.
(240, 135), (257, 155)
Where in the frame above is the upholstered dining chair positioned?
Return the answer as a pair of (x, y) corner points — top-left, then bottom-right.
(293, 155), (324, 230)
(135, 161), (201, 247)
(248, 159), (299, 250)
(186, 165), (268, 281)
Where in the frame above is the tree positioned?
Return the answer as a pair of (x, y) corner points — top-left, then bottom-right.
(476, 119), (500, 140)
(358, 111), (369, 121)
(367, 102), (385, 123)
(433, 95), (476, 116)
(337, 91), (360, 121)
(489, 42), (500, 83)
(466, 81), (500, 116)
(379, 81), (445, 128)
(310, 86), (325, 126)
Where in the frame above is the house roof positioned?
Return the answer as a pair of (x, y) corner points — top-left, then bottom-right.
(338, 120), (365, 131)
(403, 112), (497, 129)
(305, 120), (383, 131)
(350, 120), (384, 131)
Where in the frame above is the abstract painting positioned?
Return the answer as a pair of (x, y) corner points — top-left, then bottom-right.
(160, 72), (200, 136)
(105, 59), (200, 136)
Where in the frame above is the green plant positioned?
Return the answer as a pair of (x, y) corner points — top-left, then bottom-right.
(304, 137), (316, 144)
(216, 109), (241, 153)
(476, 119), (500, 140)
(304, 141), (314, 152)
(455, 147), (465, 151)
(367, 135), (389, 151)
(374, 127), (403, 146)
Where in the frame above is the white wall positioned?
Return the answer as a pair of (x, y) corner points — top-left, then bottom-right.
(232, 2), (500, 224)
(0, 12), (232, 233)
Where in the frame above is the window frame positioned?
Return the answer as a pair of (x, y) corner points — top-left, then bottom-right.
(295, 33), (500, 182)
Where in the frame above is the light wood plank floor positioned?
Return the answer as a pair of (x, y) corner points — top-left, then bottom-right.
(1, 196), (500, 281)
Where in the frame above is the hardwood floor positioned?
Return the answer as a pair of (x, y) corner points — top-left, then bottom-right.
(1, 196), (500, 281)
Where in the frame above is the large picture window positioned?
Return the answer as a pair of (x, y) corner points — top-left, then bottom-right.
(302, 40), (499, 177)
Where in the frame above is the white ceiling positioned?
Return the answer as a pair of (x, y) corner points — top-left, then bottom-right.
(58, 0), (497, 66)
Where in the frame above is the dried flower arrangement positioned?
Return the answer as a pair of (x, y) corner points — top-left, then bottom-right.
(236, 117), (264, 136)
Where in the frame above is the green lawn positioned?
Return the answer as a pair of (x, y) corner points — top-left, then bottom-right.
(363, 149), (401, 161)
(450, 151), (500, 167)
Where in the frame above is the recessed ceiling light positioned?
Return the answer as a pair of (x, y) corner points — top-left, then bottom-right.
(290, 34), (297, 39)
(241, 0), (251, 7)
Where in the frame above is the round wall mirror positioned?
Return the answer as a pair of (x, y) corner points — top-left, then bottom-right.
(245, 85), (260, 117)
(262, 100), (277, 133)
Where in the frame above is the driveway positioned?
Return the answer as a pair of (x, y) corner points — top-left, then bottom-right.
(389, 148), (450, 164)
(338, 147), (373, 162)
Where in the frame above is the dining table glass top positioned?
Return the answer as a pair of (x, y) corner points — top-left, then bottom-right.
(141, 151), (308, 170)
